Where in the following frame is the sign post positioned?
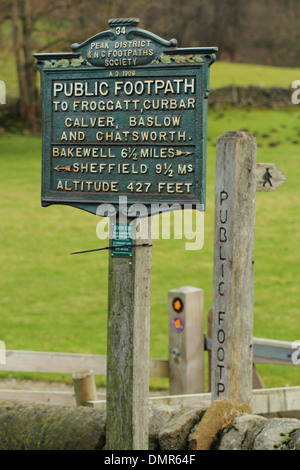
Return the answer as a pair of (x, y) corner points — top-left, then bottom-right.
(212, 131), (257, 405)
(34, 18), (216, 450)
(106, 217), (152, 450)
(211, 131), (287, 405)
(168, 286), (205, 395)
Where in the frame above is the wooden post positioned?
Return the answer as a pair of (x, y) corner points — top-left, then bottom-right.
(168, 286), (205, 395)
(207, 307), (213, 392)
(252, 365), (265, 389)
(211, 131), (257, 405)
(208, 308), (265, 391)
(106, 217), (152, 450)
(72, 369), (97, 406)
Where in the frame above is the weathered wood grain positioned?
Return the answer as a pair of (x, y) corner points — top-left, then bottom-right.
(212, 131), (257, 405)
(0, 350), (169, 377)
(106, 217), (152, 450)
(72, 369), (97, 406)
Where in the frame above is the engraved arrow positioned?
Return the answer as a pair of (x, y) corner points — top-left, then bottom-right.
(54, 165), (74, 172)
(256, 163), (287, 192)
(175, 150), (193, 157)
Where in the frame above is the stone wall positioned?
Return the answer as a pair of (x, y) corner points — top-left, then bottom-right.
(217, 414), (300, 450)
(209, 86), (293, 109)
(0, 399), (299, 450)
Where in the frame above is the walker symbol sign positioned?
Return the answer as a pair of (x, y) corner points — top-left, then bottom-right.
(256, 163), (287, 192)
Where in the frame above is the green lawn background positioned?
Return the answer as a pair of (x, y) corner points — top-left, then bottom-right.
(0, 62), (300, 390)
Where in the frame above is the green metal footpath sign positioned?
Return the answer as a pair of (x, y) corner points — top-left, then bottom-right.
(111, 222), (133, 257)
(34, 18), (217, 216)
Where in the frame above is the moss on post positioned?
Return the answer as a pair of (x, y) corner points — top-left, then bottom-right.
(0, 401), (106, 450)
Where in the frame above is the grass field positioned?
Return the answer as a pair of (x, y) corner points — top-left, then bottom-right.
(0, 49), (300, 390)
(210, 62), (300, 89)
(0, 102), (299, 391)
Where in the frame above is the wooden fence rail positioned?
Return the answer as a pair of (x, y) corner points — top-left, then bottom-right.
(0, 332), (298, 408)
(0, 287), (298, 406)
(0, 350), (169, 378)
(205, 337), (299, 367)
(0, 384), (299, 417)
(88, 386), (300, 417)
(0, 333), (297, 380)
